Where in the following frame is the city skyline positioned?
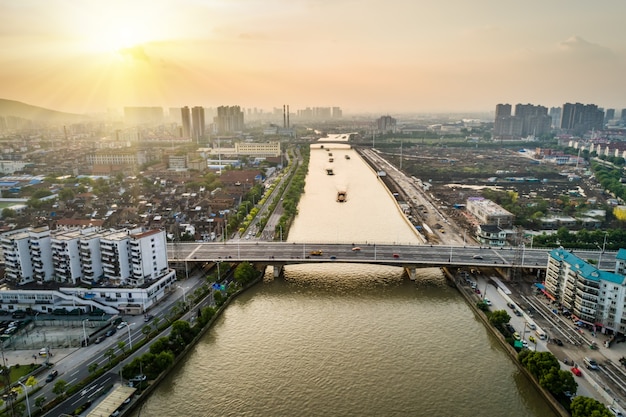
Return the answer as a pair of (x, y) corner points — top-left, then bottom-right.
(2, 0), (626, 115)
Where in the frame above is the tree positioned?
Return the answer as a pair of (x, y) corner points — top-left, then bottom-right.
(118, 340), (127, 353)
(52, 379), (67, 395)
(488, 310), (510, 328)
(35, 396), (46, 410)
(142, 325), (152, 338)
(1, 208), (16, 218)
(234, 261), (257, 285)
(570, 396), (613, 417)
(88, 362), (99, 374)
(105, 348), (116, 364)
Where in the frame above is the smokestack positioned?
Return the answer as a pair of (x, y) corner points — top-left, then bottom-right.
(283, 105), (286, 128)
(287, 105), (290, 128)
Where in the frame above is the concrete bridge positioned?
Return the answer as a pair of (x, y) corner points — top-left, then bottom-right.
(168, 242), (616, 279)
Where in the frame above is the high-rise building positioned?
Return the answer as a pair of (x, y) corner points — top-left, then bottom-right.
(545, 247), (626, 332)
(605, 109), (615, 124)
(181, 106), (191, 138)
(214, 106), (245, 134)
(560, 103), (604, 135)
(549, 107), (562, 129)
(493, 103), (550, 139)
(192, 106), (205, 142)
(376, 115), (397, 133)
(621, 109), (626, 122)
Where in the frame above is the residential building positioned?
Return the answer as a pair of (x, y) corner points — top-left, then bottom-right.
(214, 106), (244, 134)
(545, 247), (626, 334)
(0, 226), (175, 315)
(560, 103), (604, 135)
(493, 103), (551, 139)
(475, 224), (507, 247)
(181, 106), (191, 138)
(377, 115), (397, 134)
(192, 106), (205, 142)
(466, 197), (514, 228)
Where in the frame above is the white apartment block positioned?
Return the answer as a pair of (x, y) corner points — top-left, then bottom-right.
(0, 226), (176, 315)
(202, 141), (281, 158)
(466, 197), (514, 228)
(545, 247), (626, 334)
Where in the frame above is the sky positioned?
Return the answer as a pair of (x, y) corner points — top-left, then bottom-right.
(2, 0), (626, 115)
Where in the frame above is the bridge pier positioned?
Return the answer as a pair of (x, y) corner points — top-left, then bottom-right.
(405, 267), (417, 281)
(273, 264), (284, 278)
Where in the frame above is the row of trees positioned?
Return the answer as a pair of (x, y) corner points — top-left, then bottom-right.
(485, 306), (616, 416)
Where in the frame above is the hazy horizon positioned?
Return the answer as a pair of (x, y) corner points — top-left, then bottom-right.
(2, 0), (626, 115)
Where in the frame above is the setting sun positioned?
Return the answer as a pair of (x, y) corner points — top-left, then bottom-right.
(86, 27), (149, 54)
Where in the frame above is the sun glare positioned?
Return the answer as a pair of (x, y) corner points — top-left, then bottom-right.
(87, 27), (149, 54)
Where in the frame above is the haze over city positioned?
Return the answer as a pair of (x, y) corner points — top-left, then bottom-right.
(2, 0), (625, 115)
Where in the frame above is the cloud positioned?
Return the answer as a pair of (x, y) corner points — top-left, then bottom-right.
(558, 36), (617, 61)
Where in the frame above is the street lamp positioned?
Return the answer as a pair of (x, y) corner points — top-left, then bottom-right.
(81, 319), (89, 347)
(126, 323), (135, 350)
(17, 380), (31, 417)
(598, 231), (608, 269)
(177, 285), (187, 305)
(521, 243), (526, 267)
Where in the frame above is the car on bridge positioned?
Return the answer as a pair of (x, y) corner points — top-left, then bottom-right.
(352, 247), (361, 251)
(392, 253), (400, 258)
(310, 250), (323, 256)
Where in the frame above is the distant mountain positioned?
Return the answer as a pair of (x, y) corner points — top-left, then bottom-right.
(0, 99), (89, 124)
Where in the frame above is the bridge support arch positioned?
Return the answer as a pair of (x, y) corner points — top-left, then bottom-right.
(405, 266), (417, 281)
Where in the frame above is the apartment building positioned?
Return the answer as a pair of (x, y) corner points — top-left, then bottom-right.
(0, 226), (176, 315)
(466, 197), (514, 228)
(545, 247), (626, 334)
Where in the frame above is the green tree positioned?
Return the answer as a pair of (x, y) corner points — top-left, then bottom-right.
(142, 325), (152, 338)
(1, 208), (16, 218)
(52, 379), (67, 395)
(35, 396), (46, 410)
(234, 261), (257, 285)
(104, 348), (116, 364)
(488, 310), (511, 328)
(118, 340), (127, 353)
(570, 396), (613, 417)
(88, 362), (99, 374)
(149, 336), (171, 356)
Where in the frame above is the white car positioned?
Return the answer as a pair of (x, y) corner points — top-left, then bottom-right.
(608, 405), (623, 417)
(116, 321), (128, 330)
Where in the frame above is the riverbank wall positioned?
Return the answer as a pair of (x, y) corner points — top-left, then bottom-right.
(443, 268), (569, 417)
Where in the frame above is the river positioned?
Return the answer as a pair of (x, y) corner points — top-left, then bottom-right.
(130, 140), (557, 416)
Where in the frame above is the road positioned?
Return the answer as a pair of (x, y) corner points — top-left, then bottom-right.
(167, 241), (616, 270)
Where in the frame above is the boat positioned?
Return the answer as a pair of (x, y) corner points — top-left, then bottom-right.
(326, 168), (334, 175)
(337, 191), (347, 202)
(345, 155), (350, 160)
(329, 158), (334, 162)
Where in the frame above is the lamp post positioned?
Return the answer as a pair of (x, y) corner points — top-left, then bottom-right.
(17, 380), (31, 417)
(126, 323), (135, 350)
(598, 231), (608, 269)
(521, 243), (526, 267)
(81, 319), (89, 347)
(177, 286), (187, 306)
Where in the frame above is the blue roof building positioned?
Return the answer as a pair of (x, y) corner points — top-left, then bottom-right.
(545, 247), (626, 332)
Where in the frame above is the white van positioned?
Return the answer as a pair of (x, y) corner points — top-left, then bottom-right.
(535, 330), (547, 340)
